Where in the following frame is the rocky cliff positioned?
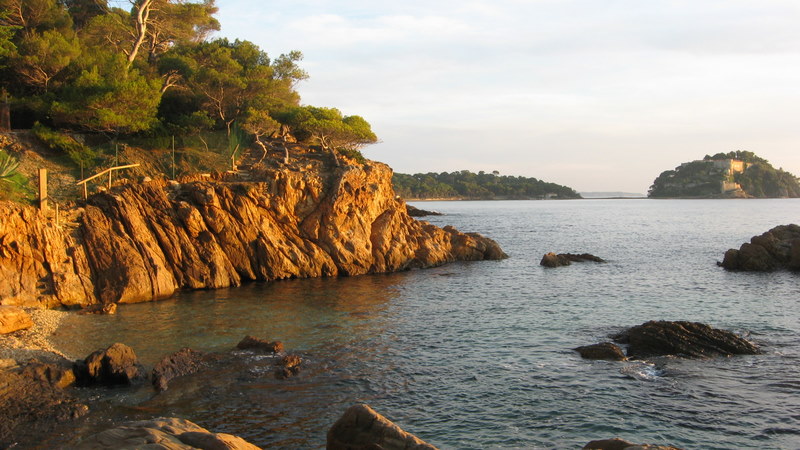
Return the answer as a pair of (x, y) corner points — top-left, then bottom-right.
(0, 159), (506, 308)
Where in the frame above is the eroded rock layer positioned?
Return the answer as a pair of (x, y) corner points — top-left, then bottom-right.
(0, 162), (506, 308)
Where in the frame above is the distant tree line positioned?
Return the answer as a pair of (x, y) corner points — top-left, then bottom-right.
(393, 170), (581, 200)
(0, 0), (377, 171)
(648, 151), (800, 198)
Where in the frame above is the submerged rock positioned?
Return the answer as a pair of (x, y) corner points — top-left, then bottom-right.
(720, 224), (800, 271)
(583, 437), (683, 449)
(236, 335), (284, 353)
(613, 321), (759, 359)
(275, 354), (302, 379)
(327, 403), (437, 450)
(0, 306), (34, 334)
(541, 252), (606, 267)
(75, 343), (140, 386)
(574, 342), (627, 361)
(74, 417), (260, 449)
(152, 347), (206, 392)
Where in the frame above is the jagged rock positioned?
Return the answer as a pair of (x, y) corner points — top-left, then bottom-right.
(613, 321), (758, 359)
(583, 437), (683, 449)
(0, 306), (33, 334)
(274, 354), (302, 379)
(152, 347), (206, 392)
(327, 403), (437, 450)
(406, 204), (442, 217)
(574, 342), (627, 361)
(720, 224), (800, 271)
(75, 343), (140, 386)
(74, 417), (260, 449)
(1, 360), (89, 447)
(236, 336), (284, 353)
(0, 156), (507, 308)
(541, 252), (605, 267)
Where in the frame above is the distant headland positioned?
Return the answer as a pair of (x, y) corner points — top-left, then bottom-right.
(393, 170), (581, 200)
(648, 151), (800, 198)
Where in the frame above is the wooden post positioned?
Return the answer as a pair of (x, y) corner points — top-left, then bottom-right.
(38, 168), (48, 212)
(108, 169), (112, 189)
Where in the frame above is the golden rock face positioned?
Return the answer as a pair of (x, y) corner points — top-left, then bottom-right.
(0, 161), (506, 308)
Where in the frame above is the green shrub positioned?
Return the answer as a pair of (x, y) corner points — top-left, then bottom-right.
(0, 149), (32, 202)
(32, 122), (98, 175)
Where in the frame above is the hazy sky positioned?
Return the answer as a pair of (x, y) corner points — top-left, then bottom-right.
(216, 1), (800, 193)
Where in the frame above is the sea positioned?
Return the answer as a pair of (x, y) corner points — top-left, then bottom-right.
(51, 199), (800, 449)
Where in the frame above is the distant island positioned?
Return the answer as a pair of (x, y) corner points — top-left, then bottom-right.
(648, 151), (800, 198)
(392, 170), (581, 200)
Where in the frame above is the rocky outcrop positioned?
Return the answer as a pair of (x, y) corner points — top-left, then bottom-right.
(720, 224), (800, 271)
(406, 204), (442, 217)
(75, 417), (260, 449)
(613, 321), (759, 359)
(574, 342), (627, 361)
(0, 305), (33, 334)
(327, 403), (437, 450)
(541, 252), (605, 267)
(583, 437), (682, 450)
(0, 160), (506, 308)
(74, 343), (140, 386)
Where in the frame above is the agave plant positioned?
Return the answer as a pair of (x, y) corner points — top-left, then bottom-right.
(0, 150), (20, 182)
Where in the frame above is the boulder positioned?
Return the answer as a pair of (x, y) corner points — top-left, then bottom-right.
(152, 347), (206, 392)
(75, 417), (260, 449)
(720, 224), (800, 271)
(75, 343), (140, 386)
(541, 252), (605, 267)
(327, 404), (437, 450)
(574, 342), (627, 361)
(21, 361), (76, 389)
(614, 321), (758, 359)
(583, 437), (683, 449)
(0, 306), (33, 334)
(236, 335), (284, 353)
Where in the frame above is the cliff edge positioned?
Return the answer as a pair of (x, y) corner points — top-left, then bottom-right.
(0, 157), (506, 308)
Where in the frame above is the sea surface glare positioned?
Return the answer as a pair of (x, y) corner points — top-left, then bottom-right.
(56, 199), (800, 449)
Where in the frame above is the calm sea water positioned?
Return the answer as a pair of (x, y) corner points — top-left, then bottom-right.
(53, 199), (800, 449)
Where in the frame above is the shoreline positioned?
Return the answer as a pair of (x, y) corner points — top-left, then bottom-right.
(0, 309), (72, 364)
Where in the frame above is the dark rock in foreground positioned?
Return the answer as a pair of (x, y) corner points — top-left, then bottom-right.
(574, 342), (627, 361)
(75, 343), (140, 386)
(720, 224), (800, 271)
(0, 359), (88, 447)
(74, 417), (260, 449)
(541, 252), (606, 267)
(327, 403), (437, 450)
(583, 437), (683, 449)
(406, 204), (443, 217)
(613, 321), (759, 359)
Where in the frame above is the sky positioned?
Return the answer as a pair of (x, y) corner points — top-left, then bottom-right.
(215, 0), (800, 193)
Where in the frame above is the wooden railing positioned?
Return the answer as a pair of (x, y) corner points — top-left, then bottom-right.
(76, 163), (140, 199)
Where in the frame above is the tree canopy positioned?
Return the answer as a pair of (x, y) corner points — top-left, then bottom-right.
(0, 0), (377, 153)
(393, 170), (581, 200)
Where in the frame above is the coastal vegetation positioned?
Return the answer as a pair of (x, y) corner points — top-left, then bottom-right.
(0, 0), (377, 196)
(393, 170), (581, 200)
(648, 151), (800, 198)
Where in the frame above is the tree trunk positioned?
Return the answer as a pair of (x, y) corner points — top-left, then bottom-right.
(126, 0), (154, 69)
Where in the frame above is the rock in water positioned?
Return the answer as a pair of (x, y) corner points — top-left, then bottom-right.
(152, 348), (206, 392)
(74, 417), (260, 449)
(75, 343), (140, 386)
(0, 306), (34, 334)
(541, 252), (606, 267)
(615, 321), (759, 359)
(406, 204), (443, 217)
(574, 342), (627, 361)
(720, 224), (800, 271)
(583, 437), (683, 449)
(236, 336), (284, 353)
(327, 403), (437, 450)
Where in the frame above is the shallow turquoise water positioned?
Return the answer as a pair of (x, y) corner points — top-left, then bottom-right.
(55, 199), (800, 449)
